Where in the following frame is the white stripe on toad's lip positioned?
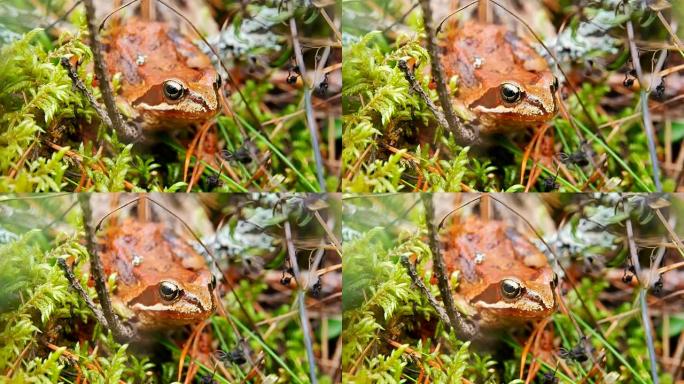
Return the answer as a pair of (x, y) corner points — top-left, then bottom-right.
(137, 90), (217, 114)
(138, 101), (208, 114)
(474, 105), (544, 116)
(132, 303), (203, 313)
(130, 290), (208, 314)
(475, 300), (544, 312)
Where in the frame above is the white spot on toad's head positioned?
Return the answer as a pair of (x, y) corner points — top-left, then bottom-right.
(132, 254), (144, 266)
(473, 56), (484, 69)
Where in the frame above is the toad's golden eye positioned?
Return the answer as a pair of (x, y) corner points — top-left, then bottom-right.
(159, 281), (181, 301)
(500, 82), (522, 103)
(500, 278), (523, 299)
(163, 80), (185, 101)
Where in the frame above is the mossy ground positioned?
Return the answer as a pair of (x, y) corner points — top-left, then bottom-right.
(0, 0), (341, 193)
(342, 193), (683, 383)
(341, 0), (684, 193)
(0, 193), (342, 383)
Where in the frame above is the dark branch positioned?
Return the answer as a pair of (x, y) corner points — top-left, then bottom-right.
(78, 194), (135, 342)
(400, 255), (451, 326)
(57, 258), (108, 326)
(82, 0), (140, 141)
(418, 0), (477, 145)
(60, 57), (112, 129)
(421, 193), (477, 340)
(398, 60), (453, 139)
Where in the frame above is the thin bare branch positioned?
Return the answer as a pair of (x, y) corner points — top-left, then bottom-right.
(60, 57), (112, 130)
(313, 209), (341, 254)
(397, 60), (453, 139)
(400, 255), (451, 326)
(56, 258), (108, 326)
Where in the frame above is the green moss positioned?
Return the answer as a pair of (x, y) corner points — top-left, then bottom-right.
(1, 1), (339, 192)
(342, 195), (678, 383)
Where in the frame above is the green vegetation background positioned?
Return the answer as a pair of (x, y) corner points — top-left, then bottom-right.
(0, 194), (342, 383)
(0, 0), (341, 192)
(341, 0), (683, 192)
(342, 194), (683, 383)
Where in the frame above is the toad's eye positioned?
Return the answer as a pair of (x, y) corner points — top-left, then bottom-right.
(163, 80), (185, 101)
(159, 281), (181, 301)
(500, 278), (523, 299)
(214, 75), (222, 90)
(500, 82), (522, 103)
(551, 76), (559, 92)
(209, 275), (217, 291)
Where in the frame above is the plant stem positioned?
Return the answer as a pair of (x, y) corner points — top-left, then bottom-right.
(288, 1), (327, 192)
(284, 219), (318, 384)
(398, 60), (452, 137)
(626, 19), (662, 192)
(624, 203), (659, 384)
